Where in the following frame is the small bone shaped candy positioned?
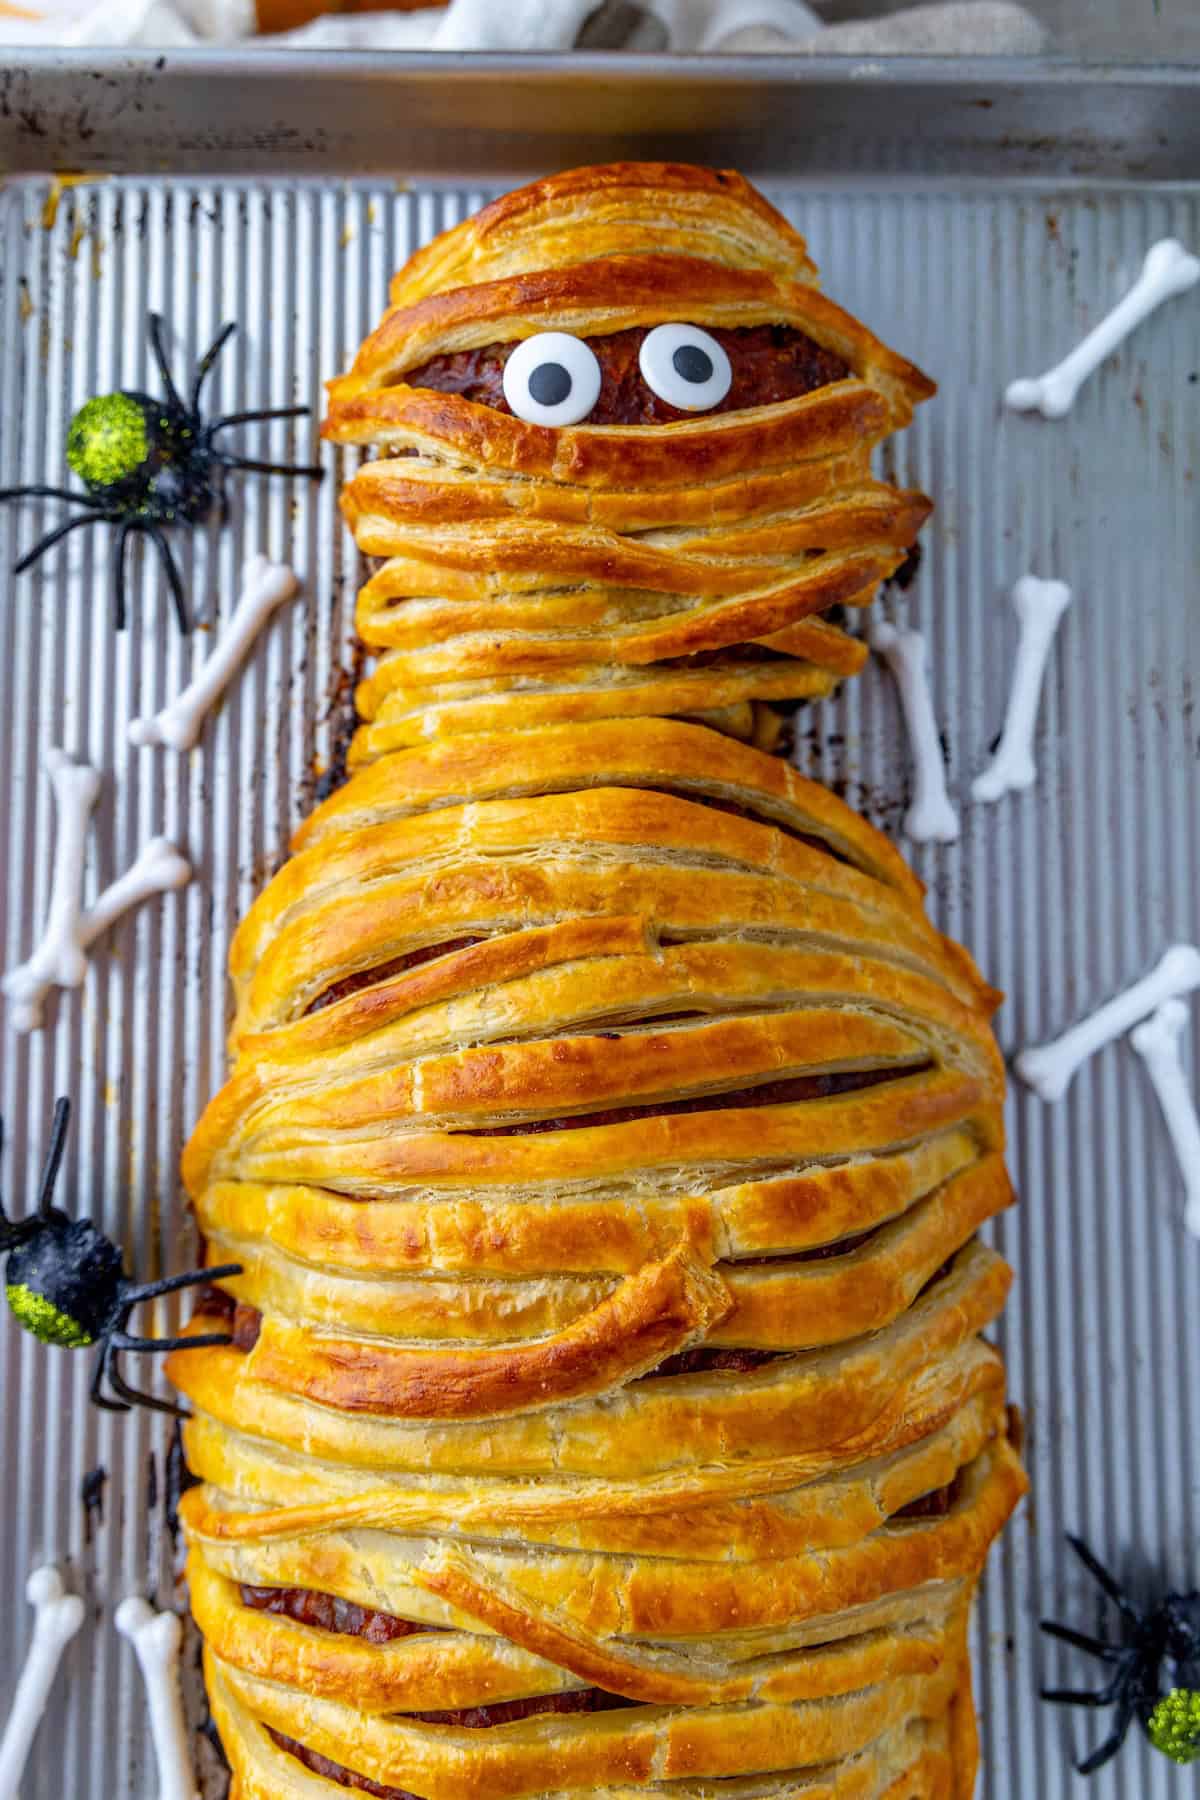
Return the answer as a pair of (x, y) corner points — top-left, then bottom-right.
(1006, 238), (1200, 419)
(115, 1599), (199, 1800)
(972, 576), (1072, 804)
(2, 750), (101, 1027)
(0, 1567), (86, 1796)
(1130, 1000), (1200, 1239)
(1017, 944), (1200, 1103)
(129, 556), (300, 753)
(3, 750), (191, 1034)
(869, 619), (960, 845)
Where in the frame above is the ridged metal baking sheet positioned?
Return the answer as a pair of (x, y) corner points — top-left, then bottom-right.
(0, 173), (1197, 1800)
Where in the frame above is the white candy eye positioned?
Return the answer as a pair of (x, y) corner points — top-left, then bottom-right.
(638, 324), (732, 412)
(502, 333), (602, 426)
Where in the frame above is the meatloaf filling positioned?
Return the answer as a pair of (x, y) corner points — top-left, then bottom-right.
(405, 324), (850, 427)
(267, 1687), (637, 1792)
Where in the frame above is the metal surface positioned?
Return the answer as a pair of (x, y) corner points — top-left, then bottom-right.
(0, 168), (1198, 1800)
(3, 55), (1200, 182)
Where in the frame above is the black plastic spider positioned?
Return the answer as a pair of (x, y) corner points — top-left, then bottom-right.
(1041, 1533), (1200, 1771)
(0, 1096), (241, 1417)
(0, 312), (322, 634)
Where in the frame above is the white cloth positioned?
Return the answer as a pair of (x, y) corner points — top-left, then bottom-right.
(431, 0), (830, 54)
(721, 0), (1045, 53)
(0, 0), (1047, 56)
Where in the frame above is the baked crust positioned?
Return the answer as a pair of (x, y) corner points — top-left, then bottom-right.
(172, 164), (1022, 1798)
(320, 162), (933, 747)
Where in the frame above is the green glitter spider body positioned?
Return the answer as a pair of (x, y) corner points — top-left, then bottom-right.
(66, 393), (151, 497)
(6, 1282), (95, 1347)
(0, 1098), (241, 1415)
(1149, 1689), (1200, 1765)
(0, 313), (322, 633)
(1042, 1534), (1200, 1774)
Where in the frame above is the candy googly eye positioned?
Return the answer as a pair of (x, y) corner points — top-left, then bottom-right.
(502, 333), (603, 426)
(638, 324), (732, 412)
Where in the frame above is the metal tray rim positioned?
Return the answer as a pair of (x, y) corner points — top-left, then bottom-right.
(5, 50), (1200, 184)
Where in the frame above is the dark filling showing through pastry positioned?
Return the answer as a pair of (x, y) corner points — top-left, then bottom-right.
(642, 789), (851, 861)
(198, 1067), (933, 1360)
(215, 1217), (925, 1365)
(240, 1590), (635, 1718)
(728, 1224), (881, 1268)
(300, 793), (854, 1017)
(646, 1345), (785, 1378)
(469, 1064), (920, 1136)
(305, 937), (483, 1015)
(892, 1468), (967, 1520)
(268, 1737), (420, 1800)
(405, 324), (851, 427)
(240, 1584), (440, 1646)
(267, 1685), (638, 1791)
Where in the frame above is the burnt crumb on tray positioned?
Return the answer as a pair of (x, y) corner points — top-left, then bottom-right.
(884, 542), (922, 593)
(301, 633), (369, 812)
(165, 1421), (200, 1548)
(81, 1465), (108, 1544)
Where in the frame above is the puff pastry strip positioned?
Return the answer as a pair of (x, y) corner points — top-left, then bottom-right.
(171, 163), (1022, 1799)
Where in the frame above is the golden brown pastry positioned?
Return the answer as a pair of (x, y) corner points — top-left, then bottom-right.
(322, 161), (934, 757)
(170, 163), (1024, 1800)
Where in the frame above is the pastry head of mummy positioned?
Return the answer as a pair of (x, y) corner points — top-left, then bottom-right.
(323, 166), (939, 754)
(0, 1096), (241, 1412)
(325, 164), (936, 437)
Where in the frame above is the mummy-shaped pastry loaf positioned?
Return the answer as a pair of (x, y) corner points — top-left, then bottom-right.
(169, 165), (1025, 1800)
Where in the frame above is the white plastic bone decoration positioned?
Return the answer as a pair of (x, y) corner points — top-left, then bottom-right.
(115, 1599), (199, 1800)
(972, 577), (1073, 803)
(2, 749), (101, 1032)
(869, 619), (960, 844)
(1016, 944), (1200, 1103)
(1006, 238), (1200, 419)
(3, 750), (192, 1034)
(1130, 999), (1200, 1239)
(129, 555), (300, 753)
(78, 838), (192, 946)
(0, 1566), (86, 1798)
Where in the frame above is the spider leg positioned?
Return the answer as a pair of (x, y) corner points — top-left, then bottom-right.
(12, 509), (110, 576)
(113, 518), (143, 633)
(105, 1344), (189, 1417)
(0, 485), (105, 508)
(215, 452), (325, 481)
(1066, 1534), (1144, 1627)
(90, 1338), (131, 1413)
(1076, 1694), (1137, 1776)
(1040, 1620), (1123, 1661)
(112, 1265), (242, 1359)
(112, 1329), (233, 1353)
(207, 405), (310, 433)
(189, 321), (237, 418)
(147, 312), (187, 414)
(1041, 1679), (1129, 1708)
(36, 1096), (71, 1217)
(122, 1262), (242, 1306)
(144, 524), (192, 634)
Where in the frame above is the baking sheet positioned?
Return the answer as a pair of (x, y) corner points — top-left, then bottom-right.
(0, 171), (1198, 1800)
(6, 56), (1200, 184)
